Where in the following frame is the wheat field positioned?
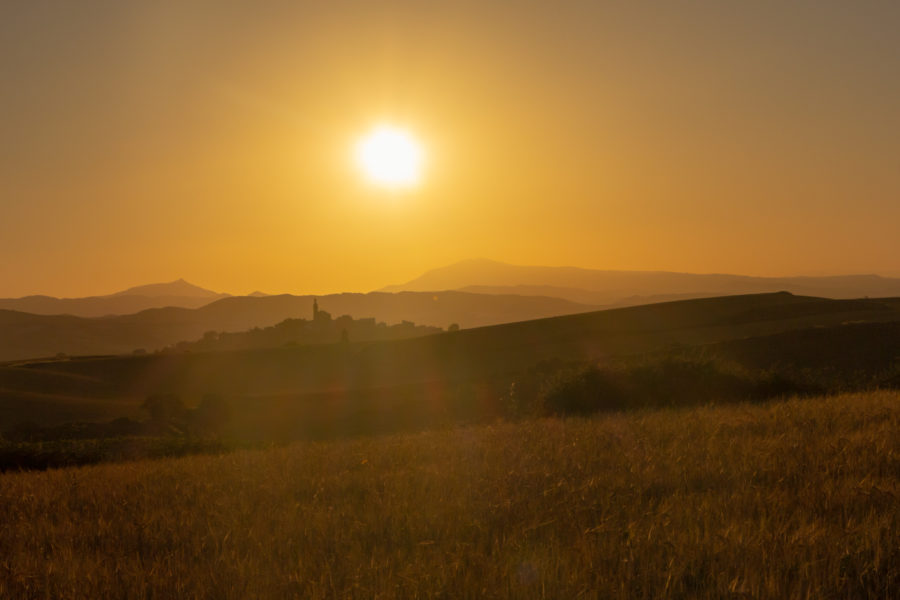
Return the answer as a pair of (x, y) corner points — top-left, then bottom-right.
(1, 391), (897, 599)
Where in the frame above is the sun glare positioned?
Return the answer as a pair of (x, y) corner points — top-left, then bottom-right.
(355, 125), (424, 188)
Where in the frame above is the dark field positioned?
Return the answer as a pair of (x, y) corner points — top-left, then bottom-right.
(1, 391), (897, 599)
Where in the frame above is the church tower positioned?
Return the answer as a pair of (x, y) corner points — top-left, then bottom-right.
(313, 297), (319, 320)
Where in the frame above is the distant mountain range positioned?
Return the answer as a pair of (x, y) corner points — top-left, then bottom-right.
(7, 261), (900, 320)
(0, 279), (230, 317)
(3, 260), (900, 362)
(0, 291), (593, 362)
(382, 259), (900, 305)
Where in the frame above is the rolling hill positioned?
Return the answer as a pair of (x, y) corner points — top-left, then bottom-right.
(0, 291), (595, 362)
(4, 292), (900, 430)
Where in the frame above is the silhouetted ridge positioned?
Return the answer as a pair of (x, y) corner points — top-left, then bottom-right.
(110, 279), (224, 299)
(0, 291), (593, 361)
(382, 259), (900, 305)
(0, 280), (229, 317)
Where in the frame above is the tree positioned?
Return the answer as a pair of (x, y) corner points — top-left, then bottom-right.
(447, 323), (460, 332)
(141, 393), (186, 424)
(193, 393), (231, 434)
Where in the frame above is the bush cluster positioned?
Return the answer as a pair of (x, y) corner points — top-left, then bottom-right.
(504, 355), (822, 418)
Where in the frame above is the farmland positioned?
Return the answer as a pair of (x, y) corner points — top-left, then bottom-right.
(1, 391), (897, 599)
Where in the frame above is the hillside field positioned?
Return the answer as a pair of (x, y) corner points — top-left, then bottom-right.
(1, 391), (897, 599)
(5, 292), (900, 436)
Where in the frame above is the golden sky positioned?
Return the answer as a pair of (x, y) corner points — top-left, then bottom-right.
(2, 1), (900, 297)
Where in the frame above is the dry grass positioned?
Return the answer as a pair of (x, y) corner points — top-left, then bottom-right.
(0, 391), (897, 599)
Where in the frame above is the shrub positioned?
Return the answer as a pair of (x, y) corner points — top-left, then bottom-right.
(189, 393), (232, 436)
(540, 366), (627, 416)
(512, 355), (819, 418)
(142, 393), (186, 425)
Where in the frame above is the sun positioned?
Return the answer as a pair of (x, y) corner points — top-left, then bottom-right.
(354, 125), (425, 188)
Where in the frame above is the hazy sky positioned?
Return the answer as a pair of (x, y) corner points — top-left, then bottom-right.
(3, 1), (900, 297)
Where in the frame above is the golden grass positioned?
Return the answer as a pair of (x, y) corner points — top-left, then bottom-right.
(0, 391), (897, 598)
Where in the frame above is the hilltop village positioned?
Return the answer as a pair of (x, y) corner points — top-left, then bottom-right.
(164, 298), (446, 353)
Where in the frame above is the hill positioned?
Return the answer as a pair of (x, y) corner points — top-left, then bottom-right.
(458, 285), (720, 307)
(0, 279), (229, 317)
(384, 258), (900, 304)
(108, 279), (225, 299)
(4, 292), (900, 431)
(0, 291), (594, 362)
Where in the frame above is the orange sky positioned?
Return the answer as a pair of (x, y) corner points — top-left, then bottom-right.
(2, 2), (900, 297)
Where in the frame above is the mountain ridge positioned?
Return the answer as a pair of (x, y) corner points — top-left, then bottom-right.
(0, 280), (230, 317)
(109, 279), (226, 299)
(381, 259), (900, 304)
